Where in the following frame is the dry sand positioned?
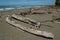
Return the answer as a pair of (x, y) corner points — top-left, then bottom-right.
(0, 7), (60, 40)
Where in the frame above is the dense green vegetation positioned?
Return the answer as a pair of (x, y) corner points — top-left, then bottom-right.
(55, 0), (60, 6)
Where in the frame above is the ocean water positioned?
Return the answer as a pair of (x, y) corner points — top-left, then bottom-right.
(0, 0), (56, 11)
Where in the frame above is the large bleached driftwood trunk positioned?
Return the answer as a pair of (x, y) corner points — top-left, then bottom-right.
(6, 16), (54, 39)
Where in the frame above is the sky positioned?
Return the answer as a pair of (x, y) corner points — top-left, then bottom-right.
(0, 0), (56, 5)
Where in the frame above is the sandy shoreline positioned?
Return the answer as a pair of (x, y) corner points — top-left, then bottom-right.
(0, 6), (60, 40)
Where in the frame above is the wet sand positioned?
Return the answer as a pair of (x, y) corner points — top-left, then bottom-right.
(0, 7), (60, 40)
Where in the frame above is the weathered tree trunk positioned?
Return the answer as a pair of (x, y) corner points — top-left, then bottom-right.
(6, 16), (54, 39)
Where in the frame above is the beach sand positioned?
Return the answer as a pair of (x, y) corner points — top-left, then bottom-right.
(0, 7), (60, 40)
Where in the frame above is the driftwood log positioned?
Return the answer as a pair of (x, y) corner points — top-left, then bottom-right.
(6, 16), (54, 39)
(12, 14), (41, 28)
